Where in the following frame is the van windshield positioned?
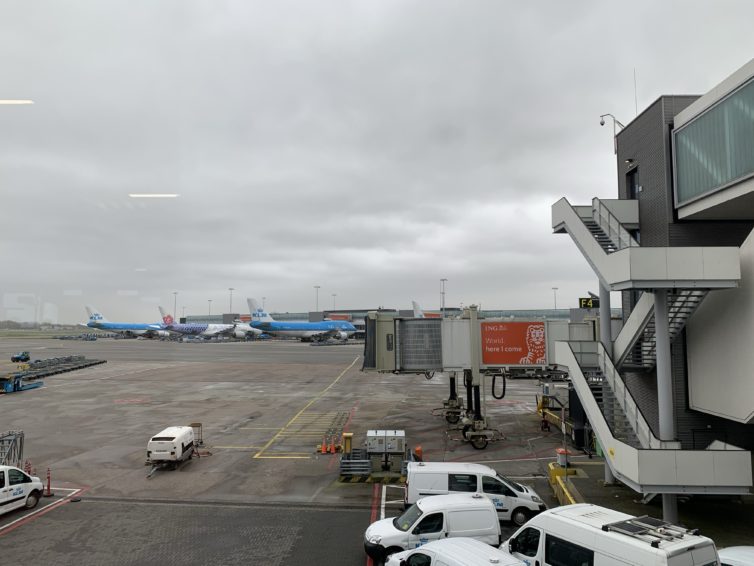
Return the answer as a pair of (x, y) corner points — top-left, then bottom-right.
(497, 474), (524, 492)
(393, 503), (423, 532)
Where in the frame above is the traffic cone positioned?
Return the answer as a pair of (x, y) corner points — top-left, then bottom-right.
(329, 437), (336, 454)
(24, 459), (32, 474)
(321, 437), (327, 454)
(43, 468), (54, 498)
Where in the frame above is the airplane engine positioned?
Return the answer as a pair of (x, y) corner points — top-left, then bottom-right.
(336, 331), (349, 341)
(157, 331), (171, 338)
(233, 329), (247, 339)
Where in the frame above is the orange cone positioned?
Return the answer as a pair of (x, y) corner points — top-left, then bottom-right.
(329, 437), (336, 454)
(321, 437), (327, 454)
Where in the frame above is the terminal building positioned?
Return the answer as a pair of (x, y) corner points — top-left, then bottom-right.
(553, 59), (754, 521)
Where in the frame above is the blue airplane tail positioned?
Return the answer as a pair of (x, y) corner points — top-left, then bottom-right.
(248, 298), (274, 322)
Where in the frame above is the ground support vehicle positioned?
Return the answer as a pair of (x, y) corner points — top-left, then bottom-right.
(0, 465), (43, 516)
(386, 538), (526, 566)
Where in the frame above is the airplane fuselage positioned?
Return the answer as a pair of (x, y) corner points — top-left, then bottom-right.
(251, 320), (356, 340)
(87, 321), (166, 337)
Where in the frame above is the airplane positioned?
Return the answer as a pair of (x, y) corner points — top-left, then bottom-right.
(158, 307), (262, 339)
(412, 301), (442, 318)
(247, 298), (356, 342)
(83, 306), (170, 338)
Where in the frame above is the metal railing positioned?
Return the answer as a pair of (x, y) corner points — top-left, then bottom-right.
(592, 197), (639, 251)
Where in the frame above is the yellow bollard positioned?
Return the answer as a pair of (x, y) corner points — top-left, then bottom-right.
(342, 432), (353, 455)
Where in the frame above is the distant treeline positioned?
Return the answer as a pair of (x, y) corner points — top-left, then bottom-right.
(0, 321), (78, 330)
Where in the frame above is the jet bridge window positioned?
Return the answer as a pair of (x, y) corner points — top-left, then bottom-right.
(545, 534), (593, 566)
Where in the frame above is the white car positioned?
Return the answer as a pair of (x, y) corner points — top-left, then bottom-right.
(386, 538), (526, 566)
(0, 465), (44, 516)
(719, 547), (754, 566)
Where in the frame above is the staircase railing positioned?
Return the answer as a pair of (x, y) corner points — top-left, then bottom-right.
(592, 197), (639, 251)
(596, 343), (681, 450)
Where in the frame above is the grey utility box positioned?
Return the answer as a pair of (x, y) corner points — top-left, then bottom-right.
(366, 430), (406, 454)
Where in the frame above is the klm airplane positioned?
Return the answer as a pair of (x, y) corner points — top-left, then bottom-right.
(158, 307), (261, 339)
(84, 306), (169, 338)
(247, 298), (356, 342)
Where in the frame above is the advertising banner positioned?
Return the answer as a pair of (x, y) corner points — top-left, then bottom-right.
(481, 321), (547, 366)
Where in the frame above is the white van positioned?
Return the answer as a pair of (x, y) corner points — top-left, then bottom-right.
(405, 462), (546, 525)
(0, 465), (44, 516)
(147, 426), (195, 464)
(386, 538), (527, 566)
(503, 504), (720, 566)
(365, 493), (501, 564)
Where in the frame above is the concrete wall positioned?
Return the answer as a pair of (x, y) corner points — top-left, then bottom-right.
(687, 229), (754, 424)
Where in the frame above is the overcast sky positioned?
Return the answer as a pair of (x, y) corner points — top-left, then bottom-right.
(2, 1), (754, 323)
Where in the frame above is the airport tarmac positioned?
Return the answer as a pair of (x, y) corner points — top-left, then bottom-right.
(0, 338), (564, 565)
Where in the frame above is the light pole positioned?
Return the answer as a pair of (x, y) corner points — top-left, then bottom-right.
(208, 299), (212, 316)
(314, 285), (320, 312)
(332, 293), (337, 310)
(181, 306), (186, 318)
(599, 113), (625, 154)
(262, 297), (266, 310)
(173, 291), (178, 320)
(228, 287), (234, 313)
(552, 287), (559, 310)
(440, 278), (448, 318)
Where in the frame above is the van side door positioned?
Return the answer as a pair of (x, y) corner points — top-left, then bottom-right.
(407, 512), (446, 549)
(507, 526), (543, 566)
(481, 476), (517, 520)
(0, 470), (8, 513)
(7, 468), (31, 511)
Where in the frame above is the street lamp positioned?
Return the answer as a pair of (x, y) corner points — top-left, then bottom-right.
(208, 299), (212, 316)
(181, 306), (186, 318)
(172, 291), (178, 320)
(262, 296), (266, 310)
(599, 113), (625, 154)
(332, 293), (337, 310)
(552, 287), (559, 310)
(440, 278), (448, 318)
(228, 287), (234, 313)
(314, 285), (321, 312)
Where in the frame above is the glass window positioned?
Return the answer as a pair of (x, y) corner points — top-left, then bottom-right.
(513, 527), (540, 557)
(406, 553), (433, 566)
(393, 503), (424, 532)
(413, 513), (443, 535)
(0, 471), (4, 489)
(496, 474), (524, 492)
(545, 534), (594, 566)
(675, 77), (754, 205)
(482, 476), (514, 496)
(8, 469), (30, 486)
(449, 474), (477, 492)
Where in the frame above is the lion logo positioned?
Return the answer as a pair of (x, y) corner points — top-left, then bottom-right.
(519, 324), (546, 364)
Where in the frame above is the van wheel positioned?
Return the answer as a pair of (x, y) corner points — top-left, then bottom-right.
(445, 413), (460, 424)
(25, 491), (40, 509)
(511, 507), (530, 526)
(470, 436), (488, 450)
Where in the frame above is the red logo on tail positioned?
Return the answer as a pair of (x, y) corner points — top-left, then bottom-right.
(163, 314), (175, 325)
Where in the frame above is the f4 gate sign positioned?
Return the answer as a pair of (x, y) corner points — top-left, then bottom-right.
(481, 321), (547, 366)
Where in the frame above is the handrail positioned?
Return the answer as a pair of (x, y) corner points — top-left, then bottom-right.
(592, 197), (639, 251)
(596, 343), (681, 449)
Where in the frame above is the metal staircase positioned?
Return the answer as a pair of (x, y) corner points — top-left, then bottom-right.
(583, 219), (618, 254)
(586, 371), (641, 448)
(621, 290), (709, 370)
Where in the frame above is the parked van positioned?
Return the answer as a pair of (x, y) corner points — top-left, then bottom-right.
(147, 426), (195, 464)
(405, 462), (546, 525)
(365, 493), (501, 564)
(0, 465), (43, 517)
(503, 504), (720, 566)
(386, 538), (526, 566)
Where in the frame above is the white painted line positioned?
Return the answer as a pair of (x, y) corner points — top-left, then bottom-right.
(380, 484), (387, 520)
(0, 488), (81, 532)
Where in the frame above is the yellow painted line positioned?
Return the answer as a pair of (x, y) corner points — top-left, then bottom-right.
(239, 427), (284, 431)
(213, 446), (265, 450)
(253, 356), (359, 459)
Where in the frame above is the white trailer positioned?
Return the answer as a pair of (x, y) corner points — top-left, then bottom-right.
(146, 426), (195, 477)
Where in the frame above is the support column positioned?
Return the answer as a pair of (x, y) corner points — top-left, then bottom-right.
(654, 289), (678, 523)
(599, 282), (615, 484)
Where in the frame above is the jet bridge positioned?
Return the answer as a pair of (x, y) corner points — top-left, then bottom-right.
(362, 307), (594, 449)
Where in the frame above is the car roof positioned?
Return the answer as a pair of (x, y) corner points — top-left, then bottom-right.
(719, 546), (754, 565)
(152, 426), (193, 438)
(416, 493), (494, 512)
(411, 538), (524, 565)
